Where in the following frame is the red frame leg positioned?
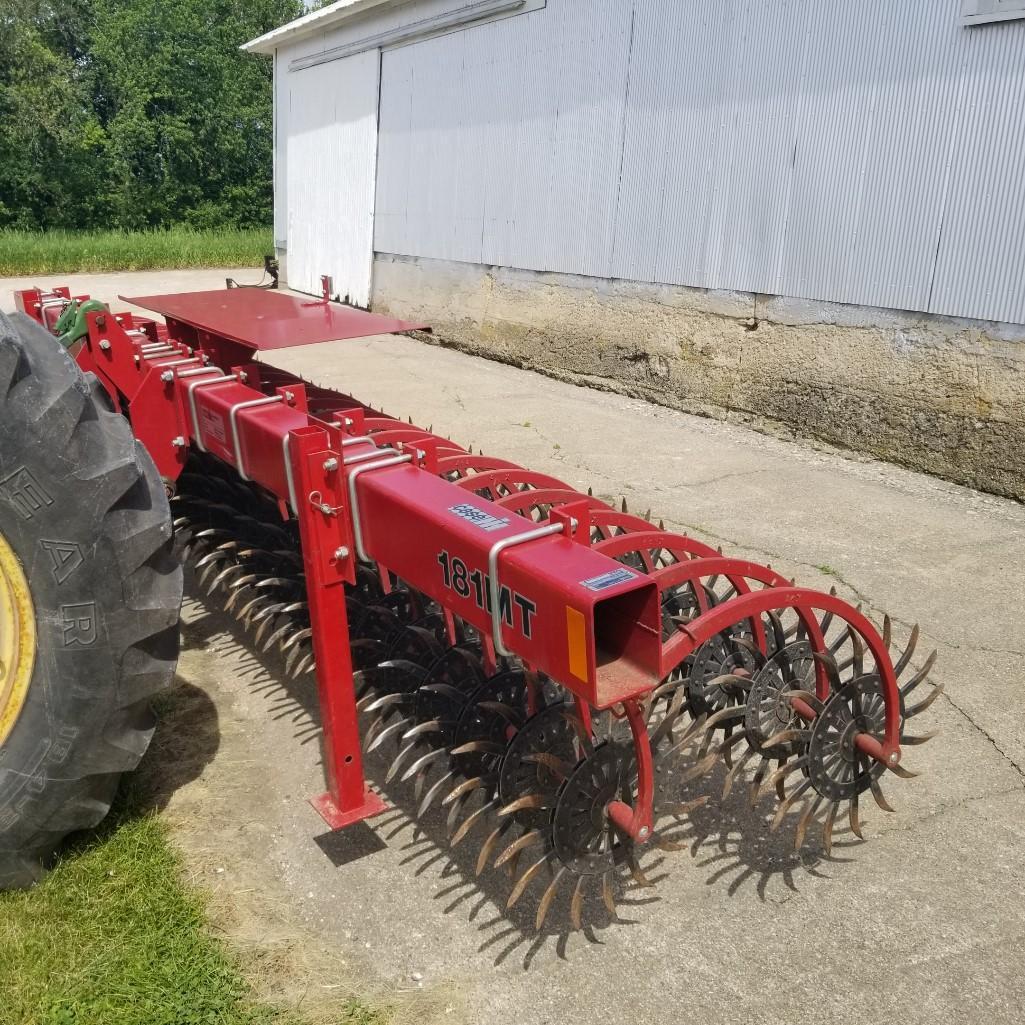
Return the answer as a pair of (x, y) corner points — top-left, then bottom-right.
(290, 427), (388, 829)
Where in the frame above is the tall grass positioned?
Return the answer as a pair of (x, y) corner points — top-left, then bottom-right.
(0, 227), (272, 276)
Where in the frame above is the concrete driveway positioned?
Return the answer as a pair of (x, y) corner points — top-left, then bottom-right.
(5, 270), (1024, 1024)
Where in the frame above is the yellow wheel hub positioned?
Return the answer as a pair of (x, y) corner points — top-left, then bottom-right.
(0, 531), (35, 747)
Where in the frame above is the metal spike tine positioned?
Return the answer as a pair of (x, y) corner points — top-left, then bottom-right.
(893, 624), (920, 677)
(399, 746), (449, 783)
(828, 627), (852, 656)
(441, 776), (486, 807)
(449, 740), (506, 757)
(760, 756), (808, 796)
(494, 829), (543, 868)
(621, 497), (628, 514)
(361, 692), (407, 714)
(644, 509), (651, 522)
(770, 779), (811, 831)
(658, 519), (665, 531)
(498, 793), (550, 817)
(900, 649), (938, 695)
(522, 752), (574, 780)
(870, 778), (895, 812)
(601, 872), (617, 918)
(365, 717), (411, 754)
(451, 799), (495, 847)
(537, 869), (569, 934)
(905, 682), (944, 718)
(401, 720), (442, 741)
(722, 749), (755, 799)
(587, 486), (593, 497)
(384, 740), (419, 782)
(677, 750), (719, 785)
(812, 651), (843, 690)
(294, 652), (316, 679)
(194, 548), (230, 571)
(650, 833), (686, 852)
(849, 794), (863, 838)
(476, 823), (509, 877)
(663, 796), (709, 818)
(901, 731), (937, 746)
(784, 689), (826, 713)
(568, 875), (586, 931)
(850, 630), (865, 676)
(748, 759), (770, 808)
(627, 853), (654, 888)
(888, 762), (918, 779)
(794, 795), (824, 850)
(507, 855), (551, 910)
(882, 614), (892, 650)
(703, 704), (747, 730)
(560, 710), (595, 757)
(762, 728), (809, 749)
(281, 627), (313, 653)
(822, 801), (840, 855)
(418, 771), (455, 817)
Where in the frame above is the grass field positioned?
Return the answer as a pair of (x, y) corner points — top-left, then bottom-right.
(0, 228), (272, 276)
(0, 780), (385, 1025)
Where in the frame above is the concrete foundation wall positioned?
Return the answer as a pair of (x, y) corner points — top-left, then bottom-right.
(371, 253), (1025, 501)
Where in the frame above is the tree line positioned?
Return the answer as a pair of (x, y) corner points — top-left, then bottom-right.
(0, 1), (305, 231)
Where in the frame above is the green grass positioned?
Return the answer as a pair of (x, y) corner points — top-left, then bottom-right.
(0, 786), (384, 1025)
(0, 228), (272, 276)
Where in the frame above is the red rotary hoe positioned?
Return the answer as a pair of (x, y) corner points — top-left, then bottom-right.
(0, 284), (941, 930)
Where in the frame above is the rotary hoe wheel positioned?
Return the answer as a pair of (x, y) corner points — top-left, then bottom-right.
(169, 433), (944, 933)
(0, 311), (182, 888)
(165, 374), (943, 935)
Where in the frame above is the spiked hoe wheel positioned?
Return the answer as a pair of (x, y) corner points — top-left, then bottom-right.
(3, 285), (943, 933)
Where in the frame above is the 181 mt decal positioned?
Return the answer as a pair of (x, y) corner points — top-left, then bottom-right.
(437, 550), (537, 638)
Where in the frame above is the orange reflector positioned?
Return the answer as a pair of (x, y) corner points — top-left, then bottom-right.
(566, 606), (588, 682)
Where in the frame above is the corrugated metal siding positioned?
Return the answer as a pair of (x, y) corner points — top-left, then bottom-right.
(368, 0), (1025, 323)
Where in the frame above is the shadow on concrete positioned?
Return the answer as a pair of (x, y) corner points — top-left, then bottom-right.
(178, 581), (862, 971)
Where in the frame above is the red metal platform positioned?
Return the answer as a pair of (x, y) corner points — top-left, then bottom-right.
(121, 288), (429, 351)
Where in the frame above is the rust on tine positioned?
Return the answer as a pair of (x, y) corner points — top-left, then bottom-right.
(535, 868), (567, 931)
(476, 822), (511, 876)
(901, 731), (937, 745)
(822, 801), (840, 855)
(893, 624), (920, 677)
(849, 630), (865, 677)
(498, 793), (550, 817)
(442, 775), (486, 807)
(795, 795), (824, 850)
(882, 613), (892, 650)
(627, 853), (654, 888)
(888, 762), (918, 779)
(451, 799), (495, 847)
(663, 796), (709, 818)
(522, 752), (574, 780)
(901, 649), (938, 695)
(761, 757), (808, 797)
(771, 779), (811, 831)
(494, 829), (544, 868)
(812, 650), (843, 690)
(905, 682), (944, 718)
(507, 854), (551, 909)
(870, 778), (895, 813)
(849, 794), (863, 838)
(601, 871), (617, 917)
(722, 749), (755, 799)
(569, 875), (586, 931)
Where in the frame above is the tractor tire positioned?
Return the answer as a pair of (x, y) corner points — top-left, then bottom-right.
(0, 309), (182, 888)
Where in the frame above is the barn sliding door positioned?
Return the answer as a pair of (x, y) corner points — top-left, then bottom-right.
(285, 50), (380, 307)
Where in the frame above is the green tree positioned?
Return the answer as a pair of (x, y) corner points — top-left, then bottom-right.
(0, 0), (304, 230)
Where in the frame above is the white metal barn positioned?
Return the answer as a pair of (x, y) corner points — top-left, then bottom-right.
(245, 0), (1025, 499)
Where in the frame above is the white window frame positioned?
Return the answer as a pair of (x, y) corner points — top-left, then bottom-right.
(961, 0), (1025, 26)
